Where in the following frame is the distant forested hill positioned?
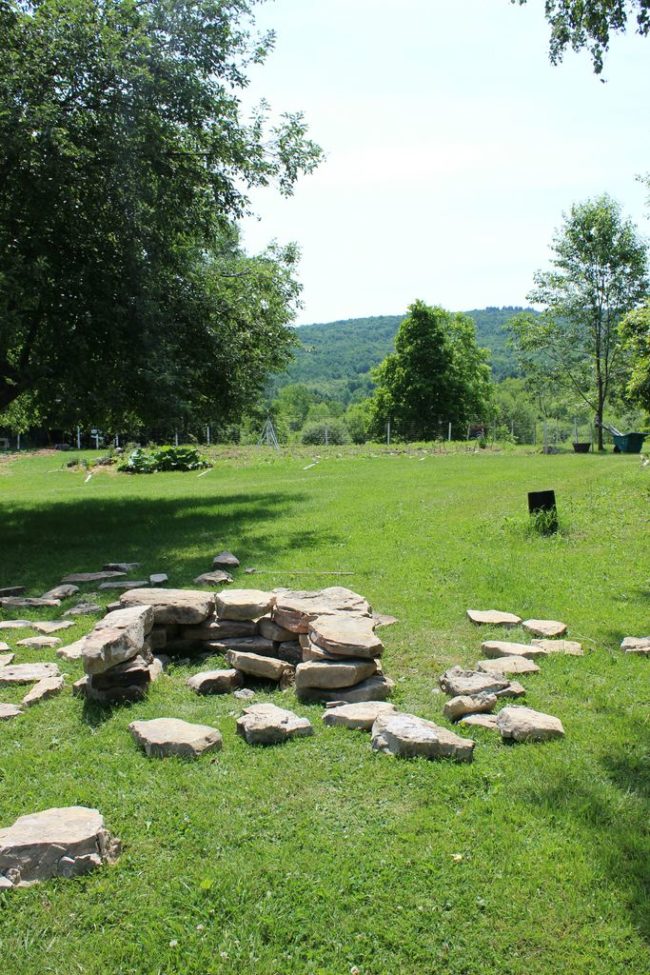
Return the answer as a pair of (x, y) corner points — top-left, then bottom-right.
(274, 307), (531, 402)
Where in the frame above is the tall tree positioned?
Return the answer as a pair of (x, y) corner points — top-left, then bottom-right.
(619, 299), (650, 410)
(0, 0), (321, 427)
(370, 301), (492, 440)
(514, 0), (650, 73)
(510, 195), (648, 450)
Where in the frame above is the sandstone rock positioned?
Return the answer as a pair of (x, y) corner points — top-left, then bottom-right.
(64, 602), (102, 616)
(186, 669), (243, 695)
(295, 658), (377, 691)
(476, 656), (540, 675)
(439, 666), (510, 697)
(496, 706), (565, 742)
(273, 587), (371, 633)
(371, 712), (474, 762)
(89, 654), (153, 690)
(0, 596), (60, 608)
(73, 675), (146, 704)
(0, 703), (22, 720)
(33, 620), (75, 635)
(322, 701), (396, 731)
(495, 680), (527, 698)
(193, 570), (233, 586)
(21, 674), (65, 707)
(218, 636), (277, 656)
(149, 574), (168, 586)
(62, 571), (126, 583)
(0, 806), (120, 886)
(236, 702), (313, 745)
(17, 636), (62, 649)
(0, 620), (34, 630)
(213, 551), (240, 570)
(98, 580), (150, 590)
(309, 615), (382, 659)
(120, 588), (214, 625)
(481, 640), (548, 660)
(372, 613), (399, 628)
(182, 619), (257, 641)
(466, 609), (522, 626)
(442, 693), (497, 721)
(257, 616), (296, 643)
(522, 619), (567, 638)
(0, 663), (60, 685)
(129, 718), (222, 758)
(57, 638), (87, 662)
(298, 673), (394, 704)
(225, 650), (294, 684)
(215, 589), (274, 621)
(531, 638), (583, 655)
(103, 563), (140, 572)
(233, 687), (255, 701)
(620, 636), (650, 656)
(459, 713), (499, 730)
(300, 638), (338, 662)
(42, 584), (79, 600)
(0, 653), (14, 667)
(82, 605), (153, 675)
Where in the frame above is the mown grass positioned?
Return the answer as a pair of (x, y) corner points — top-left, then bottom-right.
(0, 447), (648, 975)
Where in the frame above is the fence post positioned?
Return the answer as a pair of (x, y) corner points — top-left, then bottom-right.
(387, 420), (391, 446)
(77, 426), (81, 450)
(206, 425), (211, 446)
(448, 421), (452, 442)
(174, 429), (179, 447)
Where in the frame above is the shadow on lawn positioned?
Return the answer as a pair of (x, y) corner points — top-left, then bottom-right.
(0, 490), (340, 592)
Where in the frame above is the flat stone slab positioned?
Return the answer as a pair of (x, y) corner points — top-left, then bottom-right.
(0, 654), (14, 667)
(17, 636), (62, 649)
(443, 694), (497, 721)
(62, 571), (127, 583)
(33, 620), (75, 635)
(496, 706), (565, 742)
(182, 619), (257, 640)
(0, 806), (120, 886)
(0, 620), (35, 630)
(212, 636), (277, 657)
(213, 551), (240, 570)
(236, 703), (313, 745)
(372, 613), (399, 628)
(481, 640), (548, 660)
(620, 636), (650, 655)
(215, 589), (274, 622)
(295, 658), (377, 691)
(477, 656), (540, 676)
(0, 663), (60, 686)
(42, 584), (79, 600)
(194, 570), (233, 586)
(149, 574), (168, 586)
(63, 602), (102, 616)
(309, 615), (383, 659)
(439, 666), (510, 697)
(74, 675), (147, 704)
(0, 596), (60, 608)
(459, 713), (499, 730)
(225, 650), (293, 684)
(82, 605), (153, 675)
(467, 609), (522, 626)
(522, 619), (567, 638)
(323, 701), (396, 731)
(0, 703), (22, 720)
(186, 669), (243, 695)
(22, 675), (65, 708)
(120, 588), (214, 625)
(298, 673), (394, 704)
(98, 580), (149, 590)
(273, 587), (371, 634)
(371, 712), (474, 762)
(257, 616), (297, 643)
(57, 638), (87, 661)
(531, 639), (583, 655)
(129, 718), (222, 759)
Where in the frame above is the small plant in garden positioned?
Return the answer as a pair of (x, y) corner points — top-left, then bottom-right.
(118, 445), (211, 473)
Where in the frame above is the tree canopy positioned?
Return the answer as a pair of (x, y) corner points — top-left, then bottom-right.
(514, 0), (650, 73)
(0, 0), (321, 430)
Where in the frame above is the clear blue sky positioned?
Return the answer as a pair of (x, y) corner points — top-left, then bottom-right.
(240, 0), (650, 324)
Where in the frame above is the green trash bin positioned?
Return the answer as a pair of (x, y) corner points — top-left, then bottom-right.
(612, 432), (646, 454)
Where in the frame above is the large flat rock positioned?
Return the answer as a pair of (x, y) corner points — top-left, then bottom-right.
(225, 650), (293, 684)
(295, 658), (377, 691)
(33, 620), (75, 635)
(620, 636), (650, 656)
(481, 640), (548, 660)
(57, 638), (87, 661)
(323, 701), (396, 731)
(0, 620), (35, 630)
(0, 703), (22, 721)
(42, 584), (79, 600)
(439, 665), (510, 697)
(62, 571), (126, 583)
(17, 636), (62, 649)
(120, 588), (215, 625)
(21, 675), (65, 707)
(0, 596), (60, 608)
(466, 609), (522, 626)
(297, 673), (394, 704)
(0, 806), (120, 886)
(129, 718), (222, 758)
(0, 663), (60, 686)
(82, 605), (153, 675)
(308, 615), (383, 659)
(0, 653), (14, 667)
(236, 703), (313, 745)
(521, 619), (567, 638)
(531, 639), (583, 655)
(182, 619), (257, 641)
(443, 693), (497, 721)
(273, 587), (371, 634)
(257, 616), (297, 643)
(476, 656), (540, 675)
(496, 706), (565, 742)
(371, 712), (474, 762)
(186, 669), (243, 695)
(459, 713), (499, 730)
(215, 589), (275, 621)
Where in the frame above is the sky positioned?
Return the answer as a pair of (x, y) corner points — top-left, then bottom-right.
(239, 0), (650, 325)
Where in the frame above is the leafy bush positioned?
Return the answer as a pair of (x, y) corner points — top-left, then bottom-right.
(118, 445), (210, 474)
(301, 420), (350, 445)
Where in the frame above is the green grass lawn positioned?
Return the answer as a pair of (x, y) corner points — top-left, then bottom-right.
(0, 446), (648, 975)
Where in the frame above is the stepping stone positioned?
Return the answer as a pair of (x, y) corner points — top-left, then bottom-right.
(0, 596), (60, 608)
(212, 551), (240, 570)
(17, 636), (62, 650)
(496, 680), (526, 698)
(443, 693), (497, 721)
(42, 584), (79, 600)
(0, 663), (60, 685)
(459, 713), (499, 730)
(64, 602), (102, 616)
(182, 619), (257, 640)
(496, 706), (565, 742)
(0, 587), (25, 597)
(439, 666), (510, 697)
(149, 573), (168, 586)
(98, 580), (149, 590)
(372, 613), (399, 628)
(257, 616), (296, 643)
(522, 619), (567, 638)
(225, 650), (294, 684)
(0, 703), (22, 721)
(0, 806), (120, 886)
(186, 669), (243, 695)
(295, 658), (377, 691)
(62, 571), (127, 584)
(0, 620), (34, 630)
(298, 673), (394, 704)
(82, 605), (153, 675)
(33, 620), (75, 635)
(120, 588), (214, 625)
(273, 587), (371, 634)
(466, 609), (522, 626)
(236, 703), (313, 745)
(371, 712), (474, 762)
(481, 640), (548, 660)
(476, 656), (540, 675)
(531, 639), (583, 655)
(129, 718), (222, 759)
(103, 563), (140, 572)
(21, 675), (65, 707)
(323, 701), (396, 731)
(620, 636), (650, 656)
(309, 615), (383, 659)
(0, 654), (15, 667)
(57, 638), (87, 662)
(215, 589), (275, 622)
(194, 570), (233, 586)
